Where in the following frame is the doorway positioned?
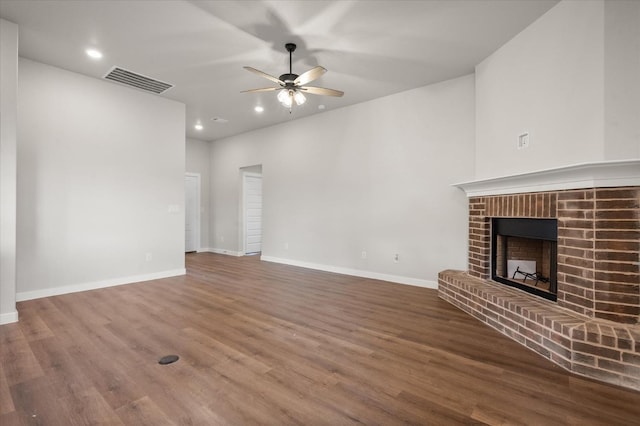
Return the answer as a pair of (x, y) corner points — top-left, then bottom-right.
(242, 170), (262, 255)
(185, 173), (200, 253)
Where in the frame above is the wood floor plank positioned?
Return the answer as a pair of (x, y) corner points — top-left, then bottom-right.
(27, 336), (96, 400)
(0, 324), (44, 387)
(122, 363), (228, 425)
(114, 396), (176, 426)
(15, 307), (54, 342)
(58, 339), (146, 412)
(0, 410), (29, 426)
(0, 360), (15, 415)
(58, 386), (125, 426)
(0, 252), (638, 425)
(180, 327), (272, 375)
(207, 353), (347, 425)
(8, 375), (75, 425)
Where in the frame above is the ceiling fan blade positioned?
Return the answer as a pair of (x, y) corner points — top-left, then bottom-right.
(243, 66), (284, 85)
(299, 86), (344, 97)
(241, 87), (279, 93)
(294, 66), (326, 86)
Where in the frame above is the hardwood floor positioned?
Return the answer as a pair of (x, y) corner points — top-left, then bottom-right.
(1, 253), (639, 425)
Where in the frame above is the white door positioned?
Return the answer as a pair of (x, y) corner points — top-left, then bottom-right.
(244, 174), (262, 254)
(185, 174), (199, 252)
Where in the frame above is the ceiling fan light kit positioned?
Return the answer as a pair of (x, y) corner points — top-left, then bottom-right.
(243, 42), (343, 111)
(277, 88), (306, 107)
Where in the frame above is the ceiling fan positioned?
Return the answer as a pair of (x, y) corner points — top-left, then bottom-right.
(242, 43), (344, 110)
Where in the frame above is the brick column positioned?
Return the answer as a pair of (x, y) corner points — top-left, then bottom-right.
(468, 197), (490, 279)
(593, 187), (640, 324)
(557, 190), (596, 318)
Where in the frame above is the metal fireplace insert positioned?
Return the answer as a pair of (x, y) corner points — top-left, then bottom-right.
(491, 218), (558, 301)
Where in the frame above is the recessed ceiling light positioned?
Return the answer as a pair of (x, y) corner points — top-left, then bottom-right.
(194, 123), (203, 131)
(86, 48), (103, 59)
(318, 105), (326, 110)
(254, 106), (264, 113)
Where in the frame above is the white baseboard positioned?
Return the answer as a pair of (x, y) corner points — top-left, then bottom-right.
(0, 310), (19, 325)
(260, 256), (438, 289)
(199, 248), (244, 257)
(16, 268), (186, 302)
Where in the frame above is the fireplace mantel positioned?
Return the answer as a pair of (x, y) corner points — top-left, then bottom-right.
(453, 159), (640, 197)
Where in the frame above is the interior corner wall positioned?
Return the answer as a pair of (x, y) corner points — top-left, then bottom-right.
(0, 19), (19, 324)
(209, 74), (475, 285)
(604, 0), (640, 160)
(475, 0), (606, 179)
(186, 138), (211, 250)
(16, 58), (186, 300)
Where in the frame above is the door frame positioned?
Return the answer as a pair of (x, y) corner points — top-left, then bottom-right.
(185, 172), (201, 252)
(240, 171), (262, 255)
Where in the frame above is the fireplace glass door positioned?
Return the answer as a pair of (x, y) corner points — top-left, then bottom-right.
(491, 218), (557, 301)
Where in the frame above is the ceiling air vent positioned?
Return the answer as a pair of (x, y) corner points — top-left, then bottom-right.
(103, 67), (173, 94)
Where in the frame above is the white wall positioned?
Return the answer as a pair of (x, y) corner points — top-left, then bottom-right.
(475, 0), (605, 179)
(16, 58), (186, 300)
(604, 0), (640, 160)
(186, 138), (210, 250)
(475, 0), (639, 179)
(210, 75), (475, 285)
(0, 19), (19, 324)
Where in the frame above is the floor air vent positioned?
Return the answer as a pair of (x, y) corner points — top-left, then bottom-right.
(158, 354), (179, 365)
(103, 67), (173, 94)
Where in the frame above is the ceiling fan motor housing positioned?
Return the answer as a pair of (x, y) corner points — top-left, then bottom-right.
(279, 73), (298, 85)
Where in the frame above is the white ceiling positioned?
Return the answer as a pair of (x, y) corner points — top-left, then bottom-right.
(0, 0), (558, 141)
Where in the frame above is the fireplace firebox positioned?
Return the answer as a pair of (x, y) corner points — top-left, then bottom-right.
(491, 218), (557, 301)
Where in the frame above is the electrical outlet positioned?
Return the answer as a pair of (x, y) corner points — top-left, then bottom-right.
(145, 253), (152, 262)
(361, 251), (367, 259)
(220, 236), (224, 242)
(394, 253), (399, 263)
(284, 242), (289, 250)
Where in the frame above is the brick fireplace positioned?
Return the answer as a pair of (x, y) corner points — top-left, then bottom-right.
(439, 162), (640, 391)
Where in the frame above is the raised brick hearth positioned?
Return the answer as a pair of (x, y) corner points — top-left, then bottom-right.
(439, 185), (640, 390)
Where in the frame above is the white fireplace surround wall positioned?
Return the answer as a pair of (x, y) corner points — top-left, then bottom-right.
(454, 160), (640, 197)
